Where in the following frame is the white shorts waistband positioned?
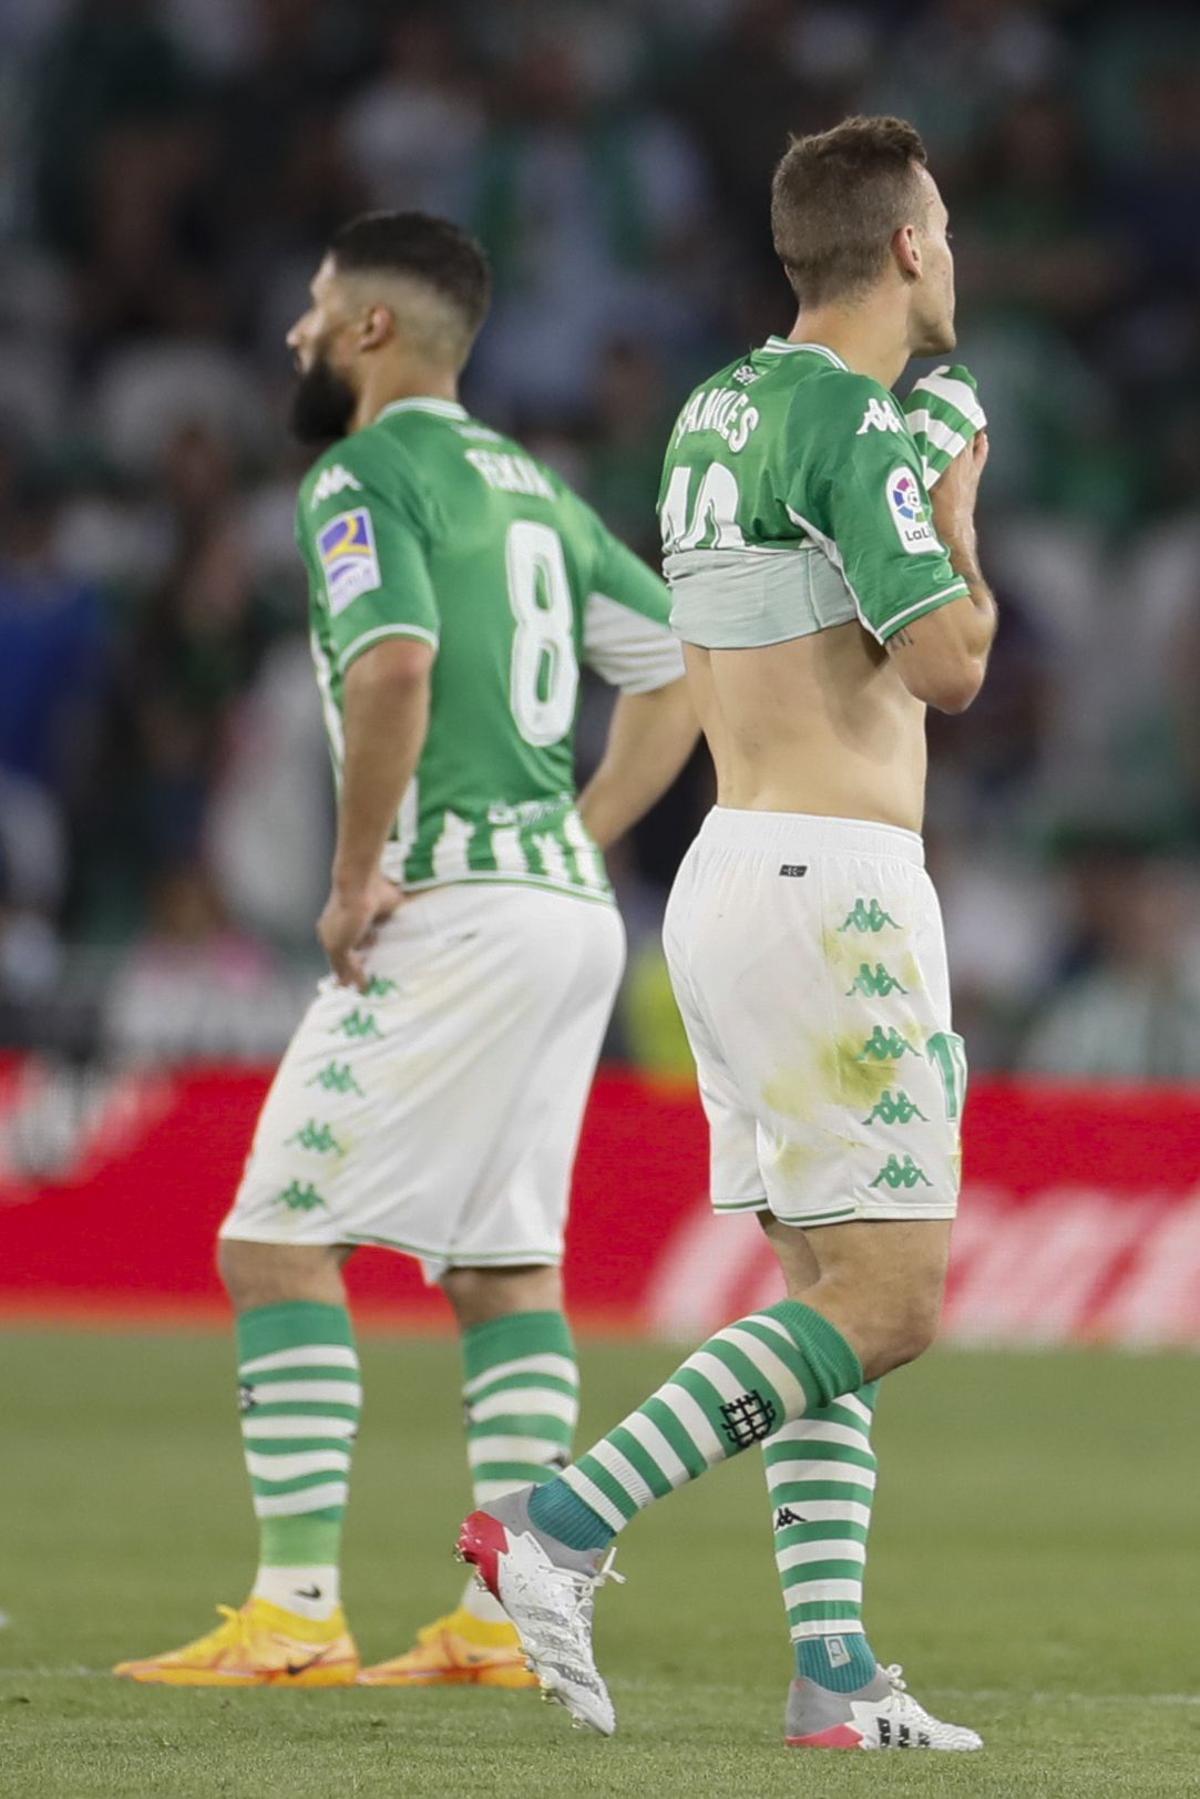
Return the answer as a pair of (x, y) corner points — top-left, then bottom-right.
(697, 806), (924, 867)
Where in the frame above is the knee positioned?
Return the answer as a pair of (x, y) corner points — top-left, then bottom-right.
(217, 1237), (345, 1313)
(874, 1290), (942, 1374)
(855, 1281), (943, 1379)
(441, 1263), (562, 1330)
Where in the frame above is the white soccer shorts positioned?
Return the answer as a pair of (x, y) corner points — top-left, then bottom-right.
(663, 808), (966, 1227)
(221, 883), (625, 1278)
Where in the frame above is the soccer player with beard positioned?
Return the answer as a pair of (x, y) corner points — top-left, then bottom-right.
(114, 212), (697, 1688)
(458, 118), (995, 1750)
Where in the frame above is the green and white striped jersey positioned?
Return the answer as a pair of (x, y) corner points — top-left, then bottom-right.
(297, 398), (683, 902)
(658, 339), (970, 650)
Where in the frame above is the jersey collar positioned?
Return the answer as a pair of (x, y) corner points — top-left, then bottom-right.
(376, 397), (469, 422)
(761, 337), (848, 370)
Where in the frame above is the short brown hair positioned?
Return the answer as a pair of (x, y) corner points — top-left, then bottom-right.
(771, 116), (928, 307)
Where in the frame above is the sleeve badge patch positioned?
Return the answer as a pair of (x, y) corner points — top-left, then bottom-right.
(316, 508), (381, 614)
(886, 467), (940, 555)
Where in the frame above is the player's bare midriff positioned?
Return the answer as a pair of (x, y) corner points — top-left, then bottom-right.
(684, 619), (928, 835)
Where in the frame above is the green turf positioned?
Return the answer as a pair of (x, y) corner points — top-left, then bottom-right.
(0, 1330), (1197, 1797)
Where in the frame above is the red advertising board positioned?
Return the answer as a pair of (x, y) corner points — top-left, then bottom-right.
(1, 1058), (1198, 1343)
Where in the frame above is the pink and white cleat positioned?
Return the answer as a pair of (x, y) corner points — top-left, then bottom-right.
(786, 1662), (983, 1750)
(456, 1486), (623, 1735)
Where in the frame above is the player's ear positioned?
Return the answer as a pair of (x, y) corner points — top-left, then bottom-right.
(358, 304), (395, 353)
(893, 223), (922, 284)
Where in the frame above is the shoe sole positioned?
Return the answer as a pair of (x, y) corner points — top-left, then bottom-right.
(356, 1664), (538, 1690)
(113, 1660), (359, 1688)
(786, 1725), (866, 1749)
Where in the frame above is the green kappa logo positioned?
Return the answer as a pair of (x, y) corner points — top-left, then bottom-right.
(336, 1008), (382, 1041)
(845, 962), (908, 999)
(856, 1026), (917, 1062)
(864, 1089), (929, 1126)
(869, 1155), (933, 1191)
(286, 1120), (344, 1156)
(363, 975), (398, 998)
(277, 1180), (328, 1213)
(307, 1061), (365, 1097)
(838, 898), (900, 933)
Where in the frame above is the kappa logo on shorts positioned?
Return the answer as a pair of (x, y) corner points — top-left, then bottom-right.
(779, 864), (808, 878)
(846, 962), (908, 999)
(839, 897), (900, 933)
(869, 1154), (933, 1191)
(864, 1088), (928, 1126)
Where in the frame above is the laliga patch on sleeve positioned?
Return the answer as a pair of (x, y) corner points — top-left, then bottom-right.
(316, 508), (381, 614)
(886, 467), (941, 555)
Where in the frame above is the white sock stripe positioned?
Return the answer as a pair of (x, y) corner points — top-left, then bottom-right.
(783, 1577), (864, 1608)
(744, 1312), (798, 1351)
(245, 1449), (351, 1482)
(789, 1617), (866, 1640)
(766, 1458), (876, 1492)
(765, 1420), (873, 1455)
(776, 1539), (868, 1571)
(719, 1324), (808, 1417)
(559, 1466), (629, 1533)
(461, 1353), (578, 1399)
(618, 1410), (691, 1489)
(241, 1415), (358, 1441)
(468, 1387), (577, 1426)
(243, 1380), (362, 1408)
(657, 1379), (725, 1464)
(588, 1439), (655, 1512)
(252, 1480), (349, 1518)
(467, 1434), (566, 1467)
(239, 1346), (359, 1376)
(834, 1394), (875, 1428)
(684, 1347), (749, 1404)
(773, 1498), (873, 1528)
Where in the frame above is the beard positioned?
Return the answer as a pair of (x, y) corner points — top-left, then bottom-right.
(289, 355), (357, 444)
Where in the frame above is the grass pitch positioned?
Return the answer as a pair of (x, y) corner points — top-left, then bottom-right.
(1, 1330), (1197, 1797)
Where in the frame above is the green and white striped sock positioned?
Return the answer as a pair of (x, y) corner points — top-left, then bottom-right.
(528, 1300), (862, 1550)
(764, 1381), (882, 1692)
(237, 1301), (360, 1623)
(903, 364), (986, 489)
(459, 1310), (578, 1622)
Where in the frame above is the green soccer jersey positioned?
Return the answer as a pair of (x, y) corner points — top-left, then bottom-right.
(297, 397), (682, 901)
(658, 338), (969, 649)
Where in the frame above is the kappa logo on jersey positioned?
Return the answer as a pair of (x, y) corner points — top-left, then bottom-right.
(857, 396), (904, 435)
(886, 467), (940, 555)
(310, 464), (363, 508)
(317, 508), (381, 614)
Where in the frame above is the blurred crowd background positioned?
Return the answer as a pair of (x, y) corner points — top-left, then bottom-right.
(2, 0), (1200, 1078)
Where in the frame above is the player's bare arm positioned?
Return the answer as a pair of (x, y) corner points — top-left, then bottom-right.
(577, 677), (698, 851)
(318, 636), (433, 990)
(885, 431), (997, 713)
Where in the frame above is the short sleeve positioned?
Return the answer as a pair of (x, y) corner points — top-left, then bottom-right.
(791, 377), (969, 644)
(298, 440), (440, 675)
(582, 513), (685, 694)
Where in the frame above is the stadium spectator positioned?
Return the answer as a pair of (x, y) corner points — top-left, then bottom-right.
(2, 0), (1200, 1072)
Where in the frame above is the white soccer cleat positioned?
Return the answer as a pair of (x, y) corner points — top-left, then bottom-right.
(786, 1661), (983, 1751)
(455, 1487), (623, 1735)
